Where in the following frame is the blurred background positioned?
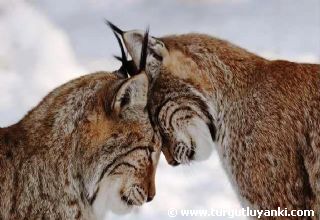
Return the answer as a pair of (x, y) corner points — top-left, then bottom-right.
(0, 0), (319, 219)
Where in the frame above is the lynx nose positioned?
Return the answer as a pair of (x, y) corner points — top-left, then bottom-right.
(146, 195), (154, 202)
(162, 146), (181, 166)
(146, 187), (155, 203)
(146, 172), (156, 203)
(170, 160), (180, 166)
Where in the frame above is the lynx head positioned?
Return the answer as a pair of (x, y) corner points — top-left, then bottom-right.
(21, 46), (160, 216)
(109, 23), (217, 166)
(83, 72), (161, 216)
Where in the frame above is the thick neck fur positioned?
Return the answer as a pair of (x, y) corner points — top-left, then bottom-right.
(162, 34), (267, 105)
(161, 33), (319, 119)
(161, 33), (320, 211)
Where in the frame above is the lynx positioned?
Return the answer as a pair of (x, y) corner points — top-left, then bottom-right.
(0, 50), (161, 219)
(111, 24), (320, 219)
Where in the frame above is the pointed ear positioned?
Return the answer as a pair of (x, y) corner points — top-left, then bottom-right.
(112, 73), (148, 116)
(123, 30), (168, 70)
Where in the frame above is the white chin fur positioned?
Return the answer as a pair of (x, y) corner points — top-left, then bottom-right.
(92, 178), (133, 220)
(186, 118), (214, 161)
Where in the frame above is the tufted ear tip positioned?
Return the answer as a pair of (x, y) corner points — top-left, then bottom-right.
(122, 29), (168, 82)
(109, 21), (148, 78)
(105, 19), (124, 35)
(139, 27), (149, 72)
(109, 21), (133, 78)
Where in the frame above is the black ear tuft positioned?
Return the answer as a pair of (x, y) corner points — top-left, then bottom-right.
(108, 21), (151, 77)
(108, 21), (141, 77)
(126, 60), (139, 76)
(139, 27), (149, 72)
(105, 19), (124, 35)
(113, 31), (128, 78)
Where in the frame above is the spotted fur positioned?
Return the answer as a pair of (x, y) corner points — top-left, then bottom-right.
(121, 30), (320, 219)
(0, 71), (161, 220)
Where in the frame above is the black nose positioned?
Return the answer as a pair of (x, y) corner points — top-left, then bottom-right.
(170, 160), (180, 166)
(147, 195), (154, 202)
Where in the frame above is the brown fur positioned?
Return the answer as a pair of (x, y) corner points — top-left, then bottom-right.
(0, 71), (161, 219)
(123, 32), (320, 219)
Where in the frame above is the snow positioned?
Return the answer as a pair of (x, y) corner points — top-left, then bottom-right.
(0, 1), (85, 125)
(0, 0), (319, 219)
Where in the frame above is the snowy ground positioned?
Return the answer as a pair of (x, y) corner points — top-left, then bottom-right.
(0, 0), (319, 219)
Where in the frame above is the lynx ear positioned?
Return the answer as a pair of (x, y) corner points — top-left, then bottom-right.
(123, 30), (168, 79)
(112, 73), (148, 116)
